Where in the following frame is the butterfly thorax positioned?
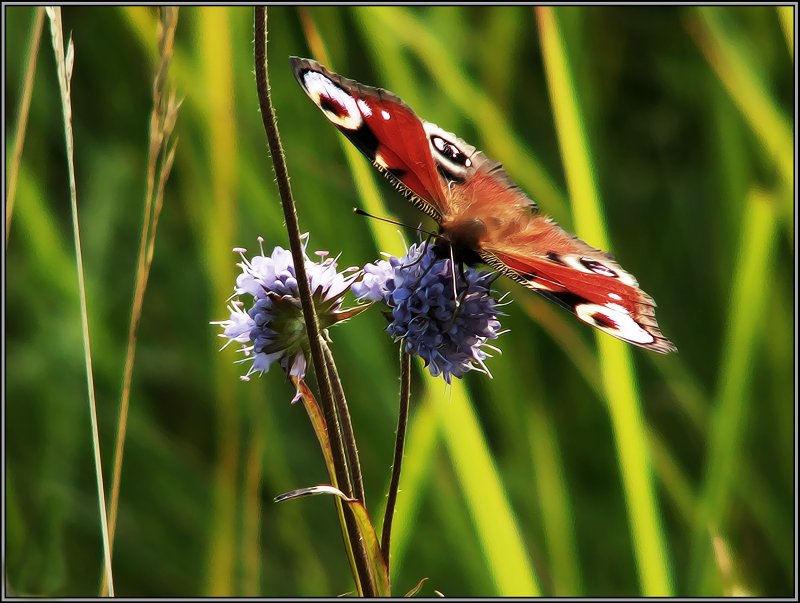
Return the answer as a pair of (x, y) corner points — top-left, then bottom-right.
(434, 220), (486, 266)
(435, 216), (486, 265)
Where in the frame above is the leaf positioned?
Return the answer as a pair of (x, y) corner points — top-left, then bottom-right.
(332, 303), (372, 324)
(274, 484), (355, 504)
(343, 497), (391, 596)
(292, 377), (390, 595)
(274, 476), (391, 596)
(65, 34), (74, 84)
(292, 377), (335, 476)
(404, 576), (429, 597)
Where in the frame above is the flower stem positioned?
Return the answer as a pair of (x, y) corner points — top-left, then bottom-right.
(382, 349), (411, 567)
(321, 338), (366, 505)
(253, 7), (374, 596)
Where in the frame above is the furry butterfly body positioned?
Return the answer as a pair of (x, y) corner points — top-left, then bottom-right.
(290, 57), (676, 353)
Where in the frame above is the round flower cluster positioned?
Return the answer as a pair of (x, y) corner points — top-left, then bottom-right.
(214, 236), (360, 393)
(352, 243), (505, 383)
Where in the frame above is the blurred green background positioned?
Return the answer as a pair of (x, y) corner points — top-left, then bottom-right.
(5, 5), (794, 597)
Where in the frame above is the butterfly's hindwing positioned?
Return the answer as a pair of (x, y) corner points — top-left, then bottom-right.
(480, 244), (676, 354)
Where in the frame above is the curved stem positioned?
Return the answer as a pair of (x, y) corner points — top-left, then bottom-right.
(253, 5), (346, 494)
(253, 8), (374, 596)
(382, 349), (411, 567)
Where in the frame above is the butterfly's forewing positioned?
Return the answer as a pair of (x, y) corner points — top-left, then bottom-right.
(290, 57), (447, 222)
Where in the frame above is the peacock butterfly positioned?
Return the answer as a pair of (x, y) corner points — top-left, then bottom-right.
(289, 57), (675, 354)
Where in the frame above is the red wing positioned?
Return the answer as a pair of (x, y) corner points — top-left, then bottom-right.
(290, 57), (448, 222)
(291, 57), (675, 354)
(479, 216), (676, 353)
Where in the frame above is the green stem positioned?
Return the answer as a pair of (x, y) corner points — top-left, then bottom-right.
(381, 349), (411, 568)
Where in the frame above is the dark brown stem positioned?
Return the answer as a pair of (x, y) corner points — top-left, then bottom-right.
(253, 8), (374, 596)
(253, 6), (345, 491)
(382, 349), (411, 567)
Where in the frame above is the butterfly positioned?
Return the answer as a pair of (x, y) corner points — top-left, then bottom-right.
(289, 57), (676, 354)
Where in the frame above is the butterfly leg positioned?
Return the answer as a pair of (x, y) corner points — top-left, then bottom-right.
(449, 244), (461, 310)
(441, 258), (471, 331)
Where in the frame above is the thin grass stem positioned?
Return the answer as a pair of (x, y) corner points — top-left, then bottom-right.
(690, 187), (778, 593)
(45, 7), (114, 596)
(102, 8), (179, 597)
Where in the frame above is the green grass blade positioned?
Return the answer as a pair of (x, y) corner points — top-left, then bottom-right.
(431, 377), (540, 596)
(193, 8), (240, 595)
(536, 7), (673, 595)
(776, 6), (794, 61)
(6, 6), (44, 246)
(356, 6), (570, 224)
(690, 187), (779, 594)
(689, 8), (793, 226)
(528, 401), (584, 596)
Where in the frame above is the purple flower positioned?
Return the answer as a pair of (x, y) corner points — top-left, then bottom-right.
(214, 235), (363, 396)
(353, 243), (506, 384)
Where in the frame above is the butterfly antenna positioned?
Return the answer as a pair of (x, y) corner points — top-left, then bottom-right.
(353, 207), (444, 242)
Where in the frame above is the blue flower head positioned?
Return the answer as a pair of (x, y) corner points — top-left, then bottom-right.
(352, 243), (506, 384)
(214, 235), (362, 396)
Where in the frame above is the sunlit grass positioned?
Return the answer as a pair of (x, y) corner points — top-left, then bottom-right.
(537, 6), (672, 595)
(691, 187), (779, 594)
(688, 8), (793, 231)
(431, 379), (540, 596)
(5, 6), (44, 245)
(527, 386), (584, 596)
(194, 8), (241, 596)
(777, 6), (794, 58)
